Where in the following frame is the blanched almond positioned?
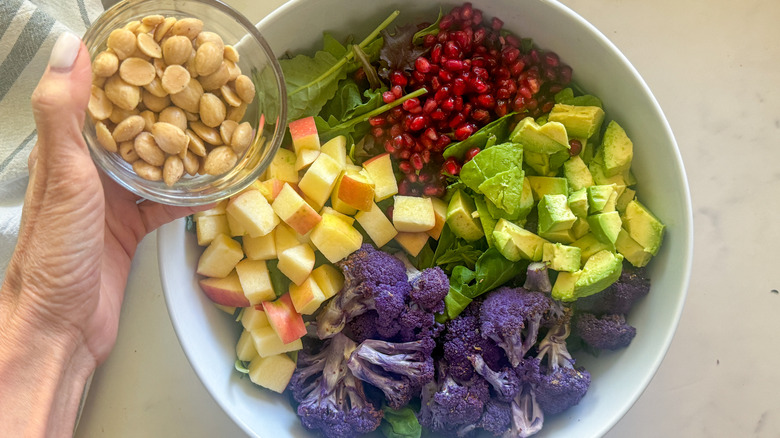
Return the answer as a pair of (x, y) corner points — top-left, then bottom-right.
(231, 122), (253, 154)
(170, 78), (202, 113)
(195, 42), (223, 76)
(199, 93), (226, 128)
(185, 129), (207, 156)
(119, 57), (156, 86)
(223, 45), (239, 63)
(219, 84), (242, 107)
(139, 110), (156, 131)
(107, 29), (136, 60)
(162, 35), (192, 65)
(141, 14), (165, 26)
(189, 121), (222, 145)
(119, 140), (139, 162)
(142, 89), (170, 112)
(203, 146), (237, 175)
(219, 120), (238, 145)
(154, 17), (177, 42)
(158, 106), (188, 131)
(163, 155), (185, 186)
(88, 85), (113, 121)
(133, 160), (163, 181)
(104, 75), (140, 111)
(136, 33), (162, 58)
(143, 76), (168, 97)
(134, 131), (166, 166)
(112, 115), (145, 142)
(198, 61), (229, 91)
(226, 102), (247, 122)
(170, 18), (203, 40)
(96, 121), (118, 152)
(93, 50), (119, 77)
(151, 122), (188, 155)
(161, 64), (190, 94)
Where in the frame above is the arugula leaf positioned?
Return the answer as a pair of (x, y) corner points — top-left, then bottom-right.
(380, 404), (422, 438)
(467, 247), (527, 299)
(323, 32), (348, 58)
(319, 79), (365, 121)
(442, 113), (517, 160)
(279, 50), (347, 121)
(266, 259), (292, 298)
(554, 87), (603, 108)
(412, 7), (443, 45)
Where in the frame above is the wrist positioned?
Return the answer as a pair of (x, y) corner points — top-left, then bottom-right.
(0, 287), (96, 437)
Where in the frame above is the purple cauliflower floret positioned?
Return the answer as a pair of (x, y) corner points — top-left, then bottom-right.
(394, 302), (443, 343)
(289, 333), (383, 438)
(345, 311), (379, 343)
(574, 264), (650, 315)
(469, 355), (521, 402)
(574, 313), (637, 350)
(316, 245), (410, 339)
(418, 363), (491, 433)
(347, 338), (435, 409)
(523, 262), (552, 293)
(480, 287), (553, 367)
(531, 318), (591, 415)
(409, 266), (449, 313)
(504, 383), (545, 438)
(455, 399), (513, 437)
(443, 312), (504, 382)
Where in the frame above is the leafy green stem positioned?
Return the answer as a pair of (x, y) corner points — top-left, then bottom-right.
(328, 87), (427, 132)
(290, 10), (400, 95)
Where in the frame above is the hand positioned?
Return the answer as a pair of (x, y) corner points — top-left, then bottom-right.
(0, 32), (206, 436)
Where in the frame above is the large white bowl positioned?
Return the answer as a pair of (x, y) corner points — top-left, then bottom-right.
(158, 0), (693, 436)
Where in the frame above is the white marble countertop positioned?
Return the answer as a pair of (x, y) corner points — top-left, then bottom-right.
(74, 0), (780, 437)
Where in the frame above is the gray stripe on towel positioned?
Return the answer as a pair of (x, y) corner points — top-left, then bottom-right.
(0, 129), (37, 177)
(0, 7), (56, 102)
(0, 0), (25, 41)
(77, 0), (92, 28)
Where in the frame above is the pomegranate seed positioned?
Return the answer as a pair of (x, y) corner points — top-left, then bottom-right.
(502, 46), (520, 64)
(415, 57), (432, 73)
(476, 93), (495, 108)
(434, 87), (450, 102)
(369, 116), (386, 127)
(454, 32), (470, 51)
(518, 86), (533, 99)
(496, 99), (508, 117)
(371, 127), (384, 138)
(452, 77), (467, 95)
(461, 3), (473, 19)
(472, 109), (490, 123)
(470, 78), (489, 93)
(423, 34), (437, 47)
(472, 10), (483, 25)
(424, 127), (438, 141)
(450, 7), (461, 20)
(411, 153), (424, 170)
(420, 135), (434, 149)
(384, 141), (395, 153)
(402, 133), (414, 147)
(569, 139), (583, 156)
(386, 205), (394, 219)
(541, 101), (555, 113)
(400, 150), (411, 160)
(424, 185), (445, 197)
(390, 123), (403, 137)
(393, 135), (404, 149)
(422, 149), (431, 163)
(382, 91), (396, 103)
(465, 147), (481, 161)
(402, 97), (421, 111)
(473, 66), (488, 79)
(406, 173), (418, 183)
(436, 135), (452, 150)
(438, 30), (449, 43)
(439, 14), (454, 30)
(438, 69), (453, 81)
(559, 65), (573, 84)
(525, 97), (538, 111)
(544, 67), (558, 82)
(491, 17), (503, 31)
(473, 28), (486, 45)
(453, 96), (464, 111)
(419, 172), (432, 182)
(544, 52), (560, 67)
(423, 99), (438, 114)
(440, 97), (455, 112)
(444, 59), (466, 71)
(390, 71), (408, 86)
(392, 85), (403, 98)
(505, 34), (521, 48)
(412, 70), (426, 82)
(444, 41), (460, 58)
(443, 157), (461, 175)
(431, 109), (447, 120)
(431, 44), (443, 63)
(509, 60), (525, 76)
(410, 116), (427, 131)
(448, 112), (466, 129)
(454, 123), (476, 141)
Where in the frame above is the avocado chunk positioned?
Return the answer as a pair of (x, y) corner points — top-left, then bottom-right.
(587, 184), (616, 213)
(548, 104), (605, 139)
(543, 242), (581, 272)
(600, 120), (633, 177)
(511, 117), (570, 175)
(587, 211), (622, 250)
(563, 155), (594, 192)
(615, 228), (653, 267)
(485, 176), (534, 222)
(492, 218), (549, 262)
(474, 196), (498, 247)
(570, 217), (590, 240)
(589, 154), (630, 186)
(552, 249), (623, 302)
(478, 167), (525, 217)
(527, 176), (568, 202)
(446, 190), (484, 242)
(570, 233), (612, 265)
(551, 271), (580, 301)
(616, 187), (636, 213)
(537, 194), (577, 235)
(621, 199), (665, 255)
(568, 188), (589, 218)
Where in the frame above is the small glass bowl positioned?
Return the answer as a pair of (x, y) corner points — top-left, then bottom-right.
(82, 0), (286, 206)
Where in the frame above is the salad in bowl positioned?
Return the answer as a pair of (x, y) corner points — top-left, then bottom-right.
(158, 1), (692, 437)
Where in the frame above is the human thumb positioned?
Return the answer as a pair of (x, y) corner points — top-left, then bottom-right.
(30, 32), (92, 158)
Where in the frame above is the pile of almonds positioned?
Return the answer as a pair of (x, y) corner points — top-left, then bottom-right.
(87, 14), (257, 186)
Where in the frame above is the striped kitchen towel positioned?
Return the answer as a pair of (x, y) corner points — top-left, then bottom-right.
(0, 0), (104, 185)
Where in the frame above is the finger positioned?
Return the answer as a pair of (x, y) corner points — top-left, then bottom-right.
(137, 200), (216, 233)
(30, 32), (92, 160)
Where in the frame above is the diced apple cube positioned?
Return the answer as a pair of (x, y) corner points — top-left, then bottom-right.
(427, 197), (448, 240)
(289, 276), (327, 315)
(298, 153), (344, 208)
(320, 135), (347, 168)
(213, 304), (237, 315)
(266, 148), (298, 183)
(199, 270), (251, 307)
(248, 353), (297, 393)
(196, 214), (230, 246)
(288, 116), (321, 153)
(225, 209), (246, 237)
(236, 329), (258, 362)
(336, 169), (375, 211)
(310, 212), (363, 263)
(272, 183), (322, 235)
(395, 232), (430, 256)
(241, 305), (270, 331)
(243, 232), (276, 260)
(320, 206), (355, 225)
(226, 190), (280, 238)
(310, 264), (344, 299)
(256, 178), (286, 202)
(193, 199), (228, 220)
(362, 153), (398, 201)
(261, 293), (307, 344)
(330, 173), (358, 216)
(235, 259), (275, 305)
(251, 325), (303, 356)
(355, 201), (397, 248)
(197, 233), (244, 278)
(274, 223), (301, 255)
(393, 196), (435, 232)
(277, 244), (316, 286)
(295, 148), (320, 171)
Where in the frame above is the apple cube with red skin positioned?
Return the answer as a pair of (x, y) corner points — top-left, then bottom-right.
(355, 201), (397, 248)
(248, 352), (297, 393)
(197, 233), (244, 278)
(195, 214), (230, 246)
(199, 270), (251, 307)
(427, 197), (448, 240)
(235, 259), (275, 305)
(288, 116), (321, 154)
(336, 169), (375, 211)
(289, 275), (327, 315)
(330, 173), (358, 216)
(250, 325), (303, 357)
(262, 293), (307, 344)
(393, 195), (435, 232)
(298, 153), (344, 208)
(256, 178), (286, 202)
(243, 232), (276, 260)
(395, 232), (431, 257)
(236, 329), (258, 362)
(241, 305), (270, 331)
(362, 153), (398, 201)
(320, 135), (347, 168)
(277, 244), (316, 286)
(266, 148), (298, 183)
(226, 190), (280, 238)
(272, 183), (322, 235)
(310, 211), (363, 263)
(310, 264), (344, 299)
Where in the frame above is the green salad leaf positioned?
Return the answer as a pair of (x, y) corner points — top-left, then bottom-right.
(279, 50), (347, 121)
(412, 7), (443, 45)
(380, 404), (422, 438)
(442, 113), (517, 160)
